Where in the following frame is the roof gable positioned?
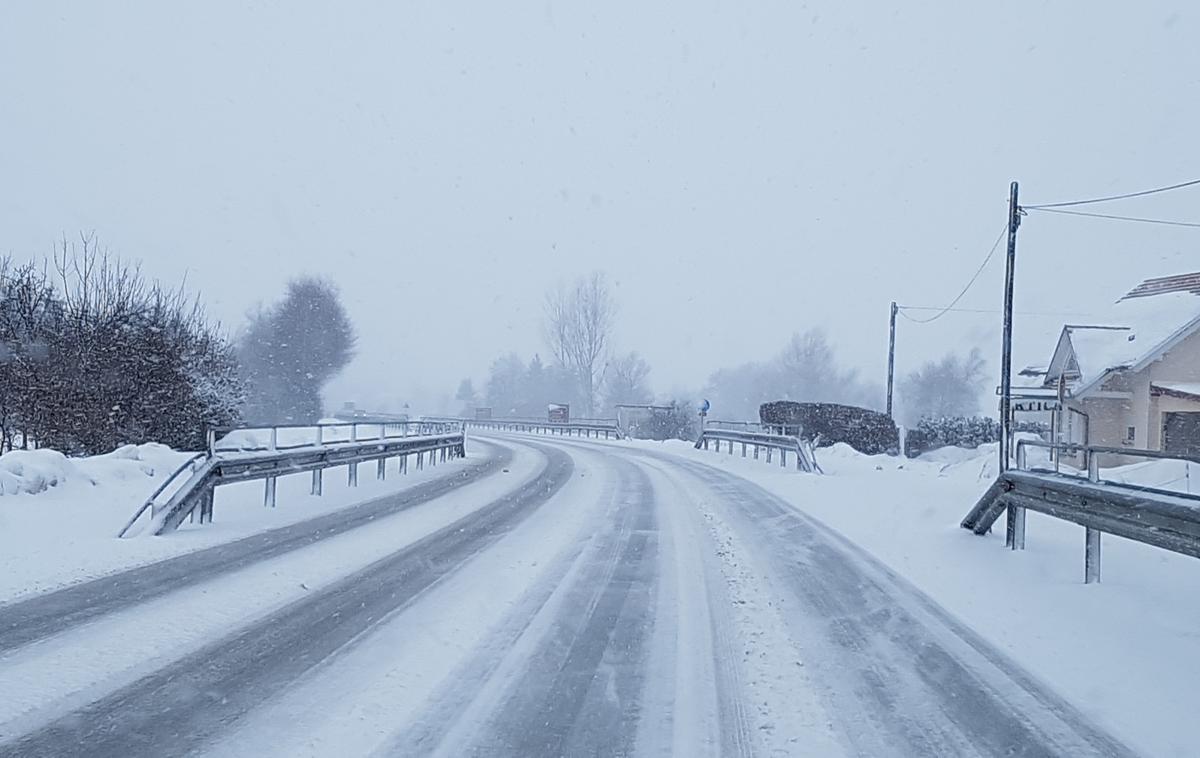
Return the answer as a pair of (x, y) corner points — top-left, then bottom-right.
(1040, 273), (1200, 398)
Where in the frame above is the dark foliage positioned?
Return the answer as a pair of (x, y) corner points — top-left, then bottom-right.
(903, 415), (1051, 458)
(0, 237), (243, 454)
(637, 400), (699, 441)
(238, 276), (356, 424)
(760, 401), (899, 455)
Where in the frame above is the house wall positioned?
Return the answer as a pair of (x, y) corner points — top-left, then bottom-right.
(1145, 328), (1200, 449)
(1074, 395), (1133, 466)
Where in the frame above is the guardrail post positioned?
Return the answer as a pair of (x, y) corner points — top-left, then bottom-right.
(401, 453), (408, 474)
(380, 423), (387, 442)
(780, 449), (787, 467)
(742, 442), (747, 458)
(766, 447), (773, 464)
(1010, 506), (1026, 550)
(310, 426), (324, 495)
(1085, 528), (1102, 583)
(200, 488), (214, 524)
(377, 458), (387, 480)
(348, 424), (359, 486)
(1006, 442), (1028, 550)
(753, 445), (760, 460)
(264, 475), (277, 508)
(1083, 449), (1102, 582)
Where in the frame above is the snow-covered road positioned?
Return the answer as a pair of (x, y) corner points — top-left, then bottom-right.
(0, 435), (1135, 757)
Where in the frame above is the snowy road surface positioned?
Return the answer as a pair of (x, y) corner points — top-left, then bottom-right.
(0, 435), (1136, 757)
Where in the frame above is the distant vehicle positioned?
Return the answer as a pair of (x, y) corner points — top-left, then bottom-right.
(548, 403), (569, 423)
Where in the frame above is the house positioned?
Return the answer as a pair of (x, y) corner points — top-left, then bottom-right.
(1015, 272), (1200, 464)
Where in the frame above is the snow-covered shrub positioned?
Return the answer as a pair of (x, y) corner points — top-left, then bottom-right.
(904, 416), (1051, 457)
(0, 238), (244, 455)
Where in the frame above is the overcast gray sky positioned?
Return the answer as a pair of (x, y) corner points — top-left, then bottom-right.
(2, 2), (1197, 413)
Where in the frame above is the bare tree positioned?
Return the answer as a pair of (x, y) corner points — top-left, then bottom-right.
(899, 348), (987, 425)
(543, 272), (615, 416)
(604, 351), (652, 411)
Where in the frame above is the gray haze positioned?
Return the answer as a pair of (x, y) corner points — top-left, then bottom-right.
(2, 2), (1196, 414)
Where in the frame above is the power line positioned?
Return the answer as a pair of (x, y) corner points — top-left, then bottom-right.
(1024, 177), (1200, 209)
(897, 306), (1096, 317)
(1024, 206), (1200, 229)
(896, 223), (1008, 324)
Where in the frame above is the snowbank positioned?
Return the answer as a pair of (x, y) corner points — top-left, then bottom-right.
(0, 443), (185, 496)
(0, 440), (476, 603)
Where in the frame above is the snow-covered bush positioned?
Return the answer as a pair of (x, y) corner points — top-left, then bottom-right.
(904, 416), (1049, 457)
(0, 238), (244, 455)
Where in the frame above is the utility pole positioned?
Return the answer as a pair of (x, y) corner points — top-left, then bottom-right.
(886, 301), (898, 418)
(1000, 181), (1021, 546)
(999, 181), (1020, 472)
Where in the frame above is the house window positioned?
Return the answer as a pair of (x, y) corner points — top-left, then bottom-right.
(1125, 426), (1136, 444)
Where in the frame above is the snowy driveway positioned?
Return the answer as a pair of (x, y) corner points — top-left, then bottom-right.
(0, 435), (1135, 757)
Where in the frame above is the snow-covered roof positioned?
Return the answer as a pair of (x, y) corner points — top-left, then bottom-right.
(1151, 382), (1200, 401)
(1061, 325), (1134, 385)
(1045, 279), (1200, 396)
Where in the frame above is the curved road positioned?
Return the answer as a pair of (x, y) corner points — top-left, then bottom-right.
(0, 434), (1136, 757)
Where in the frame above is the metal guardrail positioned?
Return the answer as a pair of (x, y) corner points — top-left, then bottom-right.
(705, 419), (766, 432)
(118, 421), (466, 537)
(206, 420), (454, 453)
(695, 428), (822, 474)
(463, 417), (624, 440)
(961, 440), (1200, 583)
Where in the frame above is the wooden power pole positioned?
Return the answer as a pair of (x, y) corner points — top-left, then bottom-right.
(1000, 181), (1022, 548)
(886, 301), (898, 418)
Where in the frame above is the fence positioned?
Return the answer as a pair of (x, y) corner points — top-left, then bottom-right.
(119, 421), (466, 537)
(695, 428), (821, 473)
(961, 439), (1200, 583)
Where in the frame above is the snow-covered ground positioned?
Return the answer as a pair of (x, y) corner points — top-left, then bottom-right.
(0, 442), (477, 602)
(0, 442), (546, 741)
(634, 437), (1200, 758)
(1, 433), (1193, 756)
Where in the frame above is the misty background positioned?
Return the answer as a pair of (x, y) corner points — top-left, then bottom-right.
(2, 2), (1196, 421)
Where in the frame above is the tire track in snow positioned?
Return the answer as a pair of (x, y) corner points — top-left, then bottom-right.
(418, 451), (659, 758)
(0, 441), (509, 654)
(630, 451), (841, 758)
(0, 443), (572, 758)
(646, 451), (1138, 758)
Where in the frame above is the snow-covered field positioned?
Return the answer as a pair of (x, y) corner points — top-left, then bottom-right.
(0, 442), (476, 602)
(635, 437), (1200, 758)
